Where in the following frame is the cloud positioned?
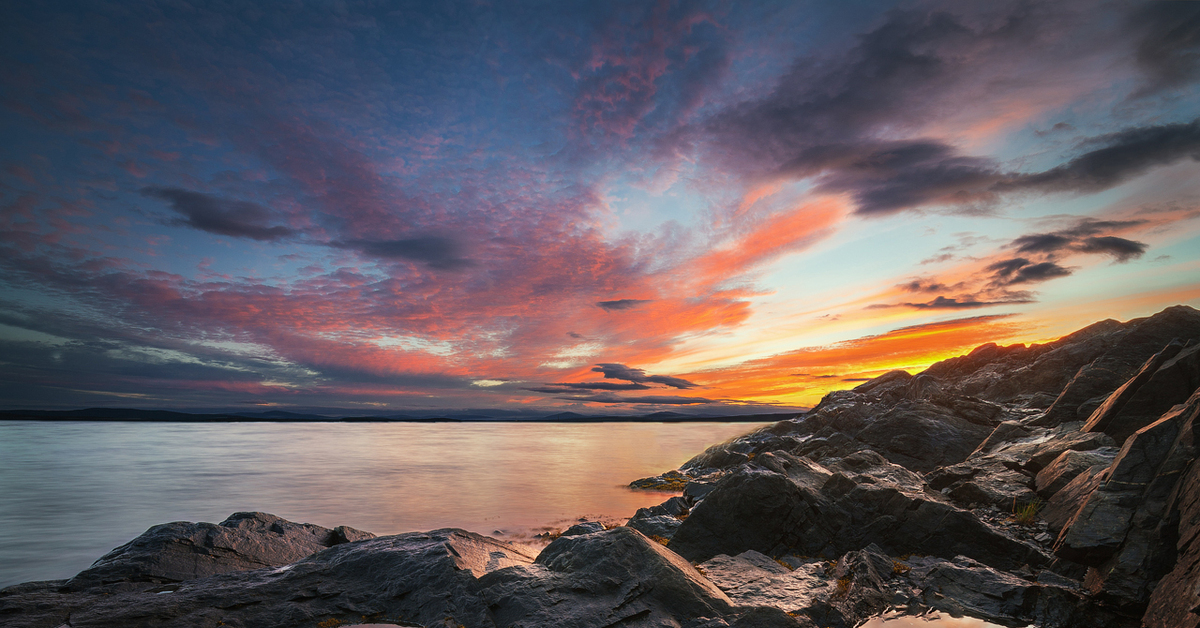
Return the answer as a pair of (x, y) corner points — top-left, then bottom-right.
(1005, 261), (1074, 285)
(336, 237), (472, 270)
(1128, 2), (1200, 96)
(525, 381), (651, 393)
(1077, 236), (1148, 262)
(1012, 233), (1073, 255)
(907, 296), (1013, 310)
(689, 314), (1030, 406)
(1005, 220), (1149, 262)
(597, 299), (651, 311)
(1002, 119), (1200, 194)
(554, 392), (714, 405)
(591, 363), (697, 389)
(692, 4), (1200, 216)
(986, 258), (1032, 280)
(142, 187), (295, 241)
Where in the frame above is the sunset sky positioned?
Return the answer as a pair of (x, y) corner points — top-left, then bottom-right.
(2, 1), (1199, 414)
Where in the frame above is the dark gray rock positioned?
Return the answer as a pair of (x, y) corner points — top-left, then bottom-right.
(668, 453), (1047, 571)
(909, 555), (1123, 628)
(727, 606), (814, 628)
(1085, 341), (1200, 443)
(2, 527), (536, 628)
(1036, 448), (1120, 499)
(1041, 463), (1108, 535)
(1056, 392), (1199, 564)
(625, 513), (682, 540)
(1037, 305), (1200, 426)
(629, 468), (690, 490)
(480, 526), (735, 627)
(922, 319), (1127, 403)
(64, 511), (373, 590)
(1143, 448), (1200, 628)
(562, 521), (607, 536)
(1052, 389), (1200, 611)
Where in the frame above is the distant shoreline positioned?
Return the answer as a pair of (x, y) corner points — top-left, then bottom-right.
(0, 408), (799, 424)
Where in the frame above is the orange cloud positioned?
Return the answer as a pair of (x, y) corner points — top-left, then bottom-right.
(693, 197), (845, 287)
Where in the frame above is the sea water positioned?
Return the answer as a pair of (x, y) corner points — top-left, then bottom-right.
(0, 420), (763, 588)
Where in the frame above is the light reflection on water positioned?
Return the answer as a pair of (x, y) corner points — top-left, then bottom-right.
(0, 420), (763, 588)
(857, 611), (1026, 627)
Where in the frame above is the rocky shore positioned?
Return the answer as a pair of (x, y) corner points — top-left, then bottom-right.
(4, 305), (1200, 628)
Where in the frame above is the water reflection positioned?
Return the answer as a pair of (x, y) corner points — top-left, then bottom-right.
(858, 610), (1030, 627)
(0, 420), (761, 587)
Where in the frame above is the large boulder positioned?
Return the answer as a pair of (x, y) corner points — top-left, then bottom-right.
(1036, 305), (1200, 426)
(479, 526), (736, 627)
(64, 511), (373, 589)
(1055, 390), (1200, 608)
(2, 527), (537, 628)
(668, 452), (1046, 571)
(1035, 448), (1119, 500)
(1084, 341), (1200, 443)
(1143, 453), (1200, 628)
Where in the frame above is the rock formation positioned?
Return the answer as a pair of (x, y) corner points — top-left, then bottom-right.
(3, 304), (1200, 627)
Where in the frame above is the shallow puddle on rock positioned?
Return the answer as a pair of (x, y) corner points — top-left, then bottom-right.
(857, 611), (1033, 628)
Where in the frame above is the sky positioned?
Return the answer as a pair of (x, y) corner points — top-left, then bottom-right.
(1, 0), (1199, 415)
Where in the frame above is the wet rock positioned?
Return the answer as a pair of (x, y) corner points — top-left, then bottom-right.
(908, 555), (1119, 628)
(912, 555), (1035, 624)
(64, 511), (373, 589)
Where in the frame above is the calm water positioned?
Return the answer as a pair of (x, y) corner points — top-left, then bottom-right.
(0, 420), (762, 588)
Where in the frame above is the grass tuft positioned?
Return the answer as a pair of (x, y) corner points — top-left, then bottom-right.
(1012, 498), (1041, 526)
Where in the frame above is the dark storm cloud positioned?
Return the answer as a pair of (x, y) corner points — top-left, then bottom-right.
(1128, 1), (1200, 96)
(336, 237), (472, 270)
(591, 363), (697, 389)
(597, 299), (651, 310)
(142, 187), (295, 241)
